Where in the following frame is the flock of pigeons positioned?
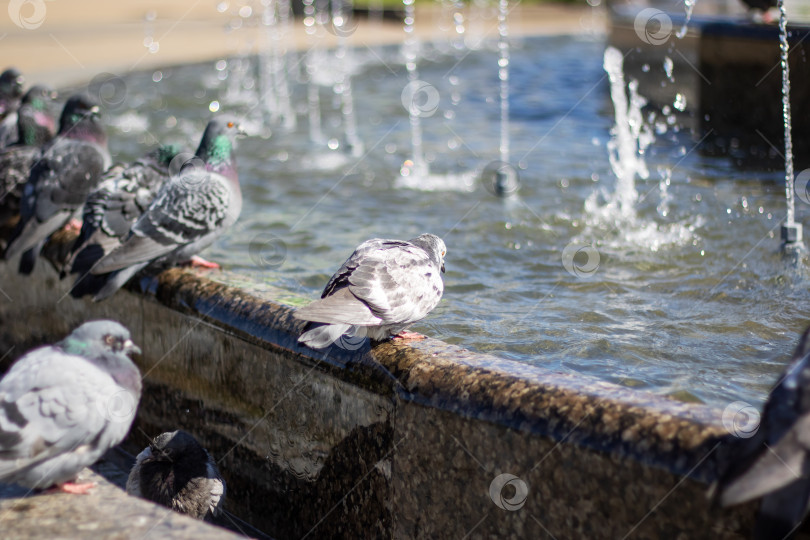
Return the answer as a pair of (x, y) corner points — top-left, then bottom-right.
(3, 65), (810, 537)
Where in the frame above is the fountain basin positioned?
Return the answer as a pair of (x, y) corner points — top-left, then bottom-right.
(0, 233), (762, 538)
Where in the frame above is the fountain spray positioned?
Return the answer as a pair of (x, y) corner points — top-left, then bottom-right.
(778, 0), (802, 247)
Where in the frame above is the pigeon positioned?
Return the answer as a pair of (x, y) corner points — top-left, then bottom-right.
(86, 116), (244, 301)
(126, 430), (225, 520)
(0, 84), (57, 148)
(62, 144), (181, 284)
(0, 86), (59, 228)
(0, 68), (24, 123)
(3, 93), (110, 275)
(0, 320), (142, 493)
(714, 327), (810, 539)
(294, 233), (446, 349)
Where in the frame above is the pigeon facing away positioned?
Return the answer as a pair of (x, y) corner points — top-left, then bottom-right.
(0, 86), (59, 227)
(63, 144), (181, 283)
(714, 328), (810, 539)
(87, 117), (244, 301)
(126, 430), (225, 520)
(0, 320), (142, 492)
(0, 68), (24, 122)
(295, 233), (446, 349)
(3, 93), (110, 274)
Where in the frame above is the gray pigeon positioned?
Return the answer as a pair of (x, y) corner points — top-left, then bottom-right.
(0, 320), (142, 492)
(295, 233), (446, 349)
(63, 144), (182, 285)
(0, 68), (24, 123)
(87, 117), (244, 301)
(714, 327), (810, 539)
(3, 93), (111, 274)
(126, 430), (225, 520)
(0, 85), (59, 228)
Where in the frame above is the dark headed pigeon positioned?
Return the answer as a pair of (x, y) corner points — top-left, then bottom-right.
(0, 68), (24, 122)
(714, 328), (810, 539)
(295, 233), (446, 349)
(0, 320), (142, 493)
(87, 117), (244, 301)
(0, 86), (59, 228)
(3, 93), (110, 274)
(0, 84), (57, 148)
(126, 430), (225, 520)
(63, 144), (181, 283)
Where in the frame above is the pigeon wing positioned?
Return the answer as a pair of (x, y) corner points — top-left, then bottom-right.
(91, 171), (233, 274)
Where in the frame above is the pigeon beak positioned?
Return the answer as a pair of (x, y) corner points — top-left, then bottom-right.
(441, 262), (446, 273)
(236, 124), (248, 137)
(124, 339), (142, 356)
(89, 105), (100, 116)
(50, 90), (58, 100)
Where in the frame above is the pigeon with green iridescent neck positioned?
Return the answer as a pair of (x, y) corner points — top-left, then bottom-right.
(63, 144), (182, 285)
(0, 86), (59, 228)
(127, 430), (225, 520)
(295, 234), (446, 349)
(87, 117), (244, 301)
(0, 68), (24, 123)
(3, 93), (110, 274)
(0, 320), (142, 493)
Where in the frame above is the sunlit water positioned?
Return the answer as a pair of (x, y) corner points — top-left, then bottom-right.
(97, 35), (810, 409)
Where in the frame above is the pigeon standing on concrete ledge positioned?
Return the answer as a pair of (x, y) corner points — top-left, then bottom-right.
(87, 117), (244, 301)
(714, 327), (810, 539)
(0, 320), (142, 493)
(63, 144), (181, 283)
(295, 233), (446, 349)
(3, 93), (110, 274)
(0, 84), (57, 149)
(126, 430), (225, 520)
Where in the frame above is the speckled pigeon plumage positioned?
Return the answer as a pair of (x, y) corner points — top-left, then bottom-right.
(63, 144), (181, 283)
(295, 233), (446, 349)
(715, 327), (810, 539)
(3, 93), (110, 274)
(0, 86), (59, 228)
(0, 68), (24, 123)
(86, 117), (244, 301)
(126, 430), (225, 520)
(0, 320), (142, 491)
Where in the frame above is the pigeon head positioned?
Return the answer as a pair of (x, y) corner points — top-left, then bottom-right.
(17, 85), (57, 146)
(195, 116), (245, 179)
(149, 430), (208, 463)
(58, 93), (106, 144)
(60, 320), (141, 359)
(0, 68), (24, 99)
(410, 233), (447, 273)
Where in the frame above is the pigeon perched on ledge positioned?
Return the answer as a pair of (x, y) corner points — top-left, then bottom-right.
(0, 320), (142, 493)
(3, 93), (110, 274)
(85, 117), (244, 301)
(0, 84), (57, 149)
(714, 327), (810, 539)
(126, 430), (225, 520)
(63, 144), (181, 281)
(0, 68), (24, 123)
(295, 233), (446, 349)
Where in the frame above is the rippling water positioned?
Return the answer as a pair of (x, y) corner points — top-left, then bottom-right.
(97, 35), (810, 409)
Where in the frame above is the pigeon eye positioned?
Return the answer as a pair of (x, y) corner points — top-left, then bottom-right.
(227, 121), (234, 128)
(103, 334), (124, 352)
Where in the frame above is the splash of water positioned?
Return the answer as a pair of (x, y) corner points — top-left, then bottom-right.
(332, 0), (364, 156)
(675, 0), (696, 39)
(498, 0), (510, 167)
(778, 0), (796, 228)
(302, 0), (324, 143)
(401, 0), (428, 180)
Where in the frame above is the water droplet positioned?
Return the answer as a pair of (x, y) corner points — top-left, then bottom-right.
(152, 71), (163, 83)
(216, 60), (227, 71)
(238, 5), (252, 17)
(663, 57), (674, 81)
(673, 93), (687, 111)
(641, 63), (650, 72)
(327, 138), (339, 150)
(209, 100), (220, 112)
(385, 143), (396, 154)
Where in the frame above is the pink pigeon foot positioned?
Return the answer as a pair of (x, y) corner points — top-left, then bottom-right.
(183, 255), (220, 269)
(63, 219), (82, 235)
(392, 330), (426, 341)
(46, 481), (97, 495)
